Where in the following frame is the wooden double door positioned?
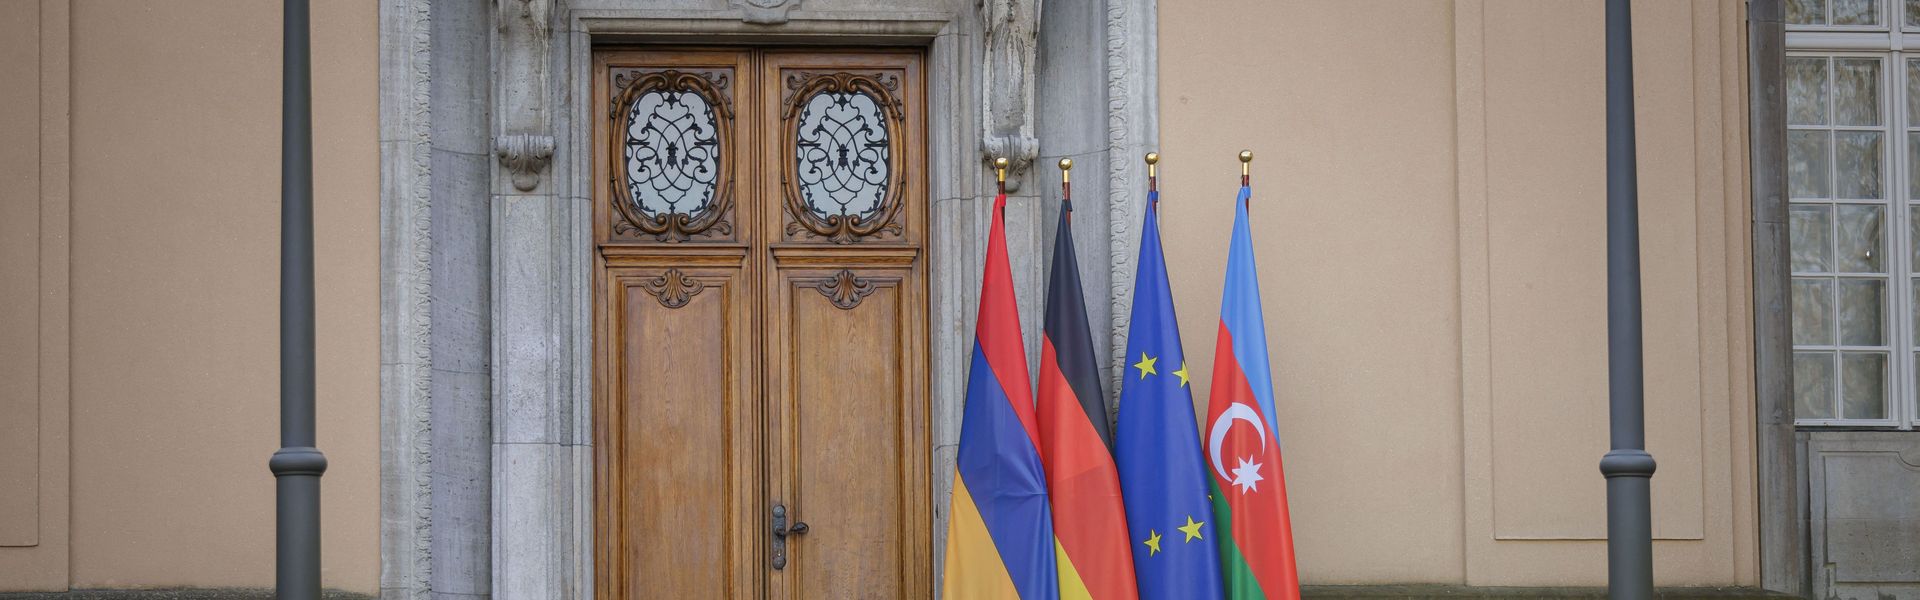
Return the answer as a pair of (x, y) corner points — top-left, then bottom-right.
(591, 48), (930, 599)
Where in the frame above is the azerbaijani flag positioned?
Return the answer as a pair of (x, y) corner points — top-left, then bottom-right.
(1036, 197), (1138, 599)
(944, 192), (1061, 600)
(1115, 188), (1225, 599)
(1204, 185), (1301, 599)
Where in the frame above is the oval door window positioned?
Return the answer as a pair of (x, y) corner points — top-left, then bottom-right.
(625, 88), (721, 218)
(793, 89), (891, 221)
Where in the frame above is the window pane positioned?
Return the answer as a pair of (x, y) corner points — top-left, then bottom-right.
(1841, 352), (1887, 419)
(1794, 278), (1836, 345)
(1791, 0), (1828, 24)
(1835, 59), (1881, 125)
(1790, 58), (1830, 126)
(1834, 0), (1882, 25)
(1912, 210), (1920, 266)
(1911, 279), (1920, 340)
(1908, 60), (1920, 124)
(1836, 131), (1883, 199)
(623, 87), (722, 219)
(1796, 352), (1837, 419)
(1837, 204), (1885, 272)
(1792, 204), (1835, 273)
(793, 89), (893, 221)
(1791, 131), (1833, 198)
(1840, 278), (1886, 345)
(1909, 132), (1920, 199)
(1910, 0), (1920, 26)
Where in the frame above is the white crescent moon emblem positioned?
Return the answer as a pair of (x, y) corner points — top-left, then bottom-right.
(1208, 403), (1268, 481)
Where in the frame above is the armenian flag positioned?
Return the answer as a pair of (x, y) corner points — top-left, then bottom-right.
(1115, 187), (1225, 599)
(943, 192), (1061, 600)
(1036, 182), (1138, 599)
(1204, 184), (1301, 600)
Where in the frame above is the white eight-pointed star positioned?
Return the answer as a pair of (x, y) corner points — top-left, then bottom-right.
(1230, 455), (1265, 494)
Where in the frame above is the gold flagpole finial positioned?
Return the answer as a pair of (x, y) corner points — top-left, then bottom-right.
(1239, 150), (1252, 185)
(1059, 158), (1073, 211)
(994, 157), (1009, 194)
(1145, 152), (1159, 193)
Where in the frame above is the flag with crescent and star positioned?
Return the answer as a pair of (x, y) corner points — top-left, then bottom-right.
(943, 192), (1061, 600)
(1114, 188), (1226, 600)
(1204, 184), (1301, 600)
(1036, 188), (1139, 599)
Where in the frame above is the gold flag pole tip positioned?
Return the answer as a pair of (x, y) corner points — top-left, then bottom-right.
(1059, 158), (1072, 183)
(994, 157), (1009, 182)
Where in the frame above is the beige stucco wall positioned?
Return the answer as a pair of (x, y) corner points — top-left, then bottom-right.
(1, 0), (1757, 592)
(1158, 0), (1756, 587)
(0, 0), (380, 593)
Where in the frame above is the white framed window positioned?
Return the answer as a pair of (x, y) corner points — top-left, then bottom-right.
(1787, 0), (1920, 427)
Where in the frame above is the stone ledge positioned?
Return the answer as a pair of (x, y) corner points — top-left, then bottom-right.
(1303, 585), (1795, 600)
(0, 590), (372, 600)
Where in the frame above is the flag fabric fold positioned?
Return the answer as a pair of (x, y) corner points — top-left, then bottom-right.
(1115, 190), (1226, 600)
(1037, 201), (1140, 600)
(1205, 185), (1301, 600)
(944, 193), (1061, 600)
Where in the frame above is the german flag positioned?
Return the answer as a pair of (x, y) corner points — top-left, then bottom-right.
(1036, 173), (1139, 600)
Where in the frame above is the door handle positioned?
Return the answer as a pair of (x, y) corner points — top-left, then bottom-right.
(771, 504), (808, 570)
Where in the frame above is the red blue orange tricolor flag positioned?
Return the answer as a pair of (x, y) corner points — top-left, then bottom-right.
(1036, 191), (1139, 599)
(944, 192), (1061, 600)
(1205, 184), (1302, 599)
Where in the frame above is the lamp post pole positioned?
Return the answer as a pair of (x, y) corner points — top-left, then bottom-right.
(1601, 0), (1656, 598)
(268, 1), (326, 598)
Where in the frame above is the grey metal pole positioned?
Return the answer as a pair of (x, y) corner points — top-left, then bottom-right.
(1600, 0), (1656, 598)
(268, 0), (326, 598)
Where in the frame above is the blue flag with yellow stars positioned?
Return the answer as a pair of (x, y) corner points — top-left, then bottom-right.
(1115, 188), (1226, 599)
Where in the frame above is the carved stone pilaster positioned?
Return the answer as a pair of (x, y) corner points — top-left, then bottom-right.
(982, 0), (1040, 191)
(495, 0), (554, 192)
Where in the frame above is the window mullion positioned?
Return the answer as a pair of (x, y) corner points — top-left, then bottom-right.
(1899, 49), (1919, 428)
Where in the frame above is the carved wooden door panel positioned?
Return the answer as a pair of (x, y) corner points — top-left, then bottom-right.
(594, 48), (928, 600)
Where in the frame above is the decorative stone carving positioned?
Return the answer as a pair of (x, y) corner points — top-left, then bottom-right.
(814, 269), (878, 310)
(731, 0), (800, 24)
(497, 133), (555, 192)
(637, 269), (707, 309)
(495, 0), (553, 192)
(982, 0), (1040, 191)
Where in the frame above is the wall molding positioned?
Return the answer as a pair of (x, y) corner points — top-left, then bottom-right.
(0, 0), (73, 591)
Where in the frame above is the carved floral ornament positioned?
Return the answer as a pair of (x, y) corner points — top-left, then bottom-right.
(814, 270), (878, 310)
(609, 69), (737, 243)
(637, 269), (707, 309)
(781, 71), (908, 244)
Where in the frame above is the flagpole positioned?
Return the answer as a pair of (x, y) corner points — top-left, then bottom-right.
(1239, 150), (1251, 188)
(1600, 0), (1656, 598)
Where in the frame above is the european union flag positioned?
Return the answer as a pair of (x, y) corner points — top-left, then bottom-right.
(1115, 189), (1226, 599)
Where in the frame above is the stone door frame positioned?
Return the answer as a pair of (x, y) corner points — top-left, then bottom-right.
(378, 0), (1158, 597)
